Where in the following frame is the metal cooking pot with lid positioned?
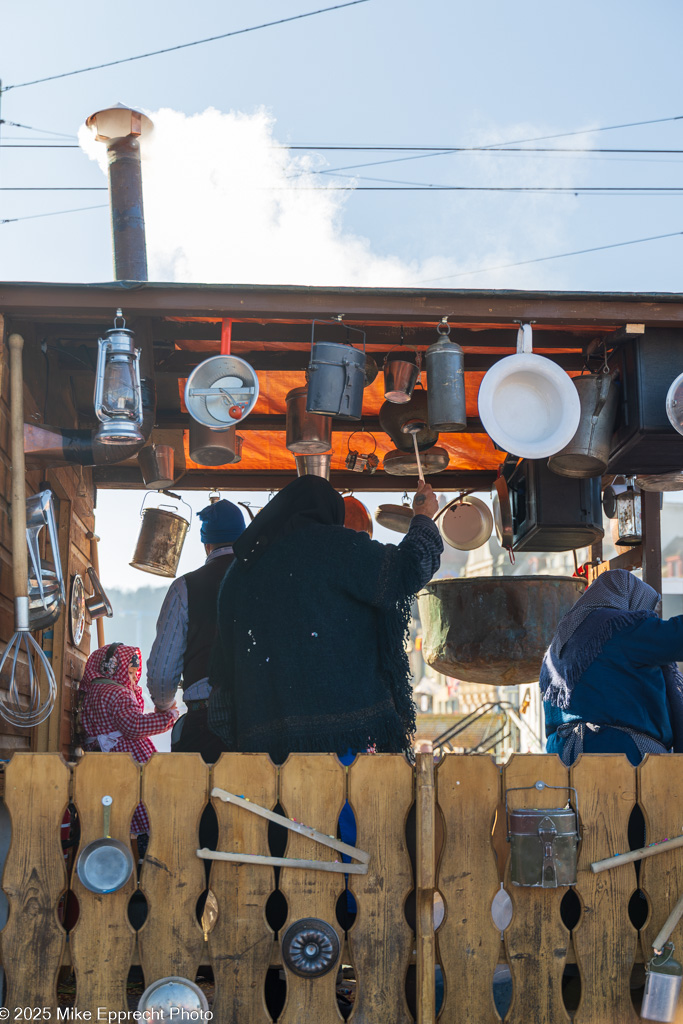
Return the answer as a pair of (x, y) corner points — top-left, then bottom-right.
(418, 575), (586, 685)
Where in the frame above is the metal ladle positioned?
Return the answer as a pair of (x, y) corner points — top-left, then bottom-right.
(400, 419), (426, 483)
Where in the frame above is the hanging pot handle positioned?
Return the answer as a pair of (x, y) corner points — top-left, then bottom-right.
(384, 346), (422, 370)
(139, 491), (193, 528)
(516, 324), (533, 355)
(592, 369), (613, 420)
(310, 319), (366, 353)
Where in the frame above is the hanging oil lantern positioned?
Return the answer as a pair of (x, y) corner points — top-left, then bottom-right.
(604, 477), (642, 546)
(425, 321), (466, 431)
(642, 945), (683, 1022)
(506, 780), (580, 888)
(94, 309), (144, 444)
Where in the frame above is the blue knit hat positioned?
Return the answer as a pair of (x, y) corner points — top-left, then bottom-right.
(198, 499), (246, 544)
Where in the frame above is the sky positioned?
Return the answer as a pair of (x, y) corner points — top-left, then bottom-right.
(2, 0), (683, 589)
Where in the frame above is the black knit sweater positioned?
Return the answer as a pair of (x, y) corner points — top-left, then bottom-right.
(208, 515), (442, 762)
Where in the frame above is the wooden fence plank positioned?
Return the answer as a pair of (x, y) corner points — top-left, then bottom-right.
(70, 753), (140, 1014)
(502, 754), (571, 1024)
(138, 753), (208, 983)
(639, 754), (683, 1024)
(417, 751), (436, 1024)
(279, 754), (345, 1024)
(436, 753), (501, 1024)
(1, 753), (69, 1012)
(210, 753), (278, 1024)
(572, 754), (639, 1024)
(347, 753), (413, 1024)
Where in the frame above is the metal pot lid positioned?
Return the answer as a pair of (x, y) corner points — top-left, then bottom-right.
(383, 447), (449, 476)
(76, 837), (135, 894)
(282, 918), (341, 978)
(138, 977), (209, 1016)
(438, 496), (493, 550)
(666, 372), (683, 436)
(375, 504), (414, 533)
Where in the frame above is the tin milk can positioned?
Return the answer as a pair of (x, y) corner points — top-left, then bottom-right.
(425, 323), (466, 431)
(506, 781), (580, 887)
(548, 369), (619, 478)
(306, 321), (366, 420)
(642, 945), (683, 1022)
(130, 492), (191, 578)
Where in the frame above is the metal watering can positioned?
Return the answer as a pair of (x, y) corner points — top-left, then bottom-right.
(548, 369), (619, 478)
(306, 321), (367, 420)
(129, 491), (192, 578)
(506, 780), (580, 888)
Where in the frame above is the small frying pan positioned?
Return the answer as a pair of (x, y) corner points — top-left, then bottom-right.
(494, 470), (514, 554)
(76, 795), (135, 894)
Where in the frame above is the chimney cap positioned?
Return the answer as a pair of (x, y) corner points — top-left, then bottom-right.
(85, 103), (154, 143)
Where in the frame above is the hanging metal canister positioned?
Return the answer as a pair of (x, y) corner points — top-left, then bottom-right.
(506, 780), (580, 888)
(425, 322), (467, 431)
(129, 492), (192, 578)
(286, 387), (332, 453)
(642, 945), (683, 1022)
(306, 321), (366, 420)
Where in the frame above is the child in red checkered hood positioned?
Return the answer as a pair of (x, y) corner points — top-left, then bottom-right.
(78, 642), (178, 835)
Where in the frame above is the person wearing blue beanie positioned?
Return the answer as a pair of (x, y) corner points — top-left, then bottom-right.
(147, 497), (246, 761)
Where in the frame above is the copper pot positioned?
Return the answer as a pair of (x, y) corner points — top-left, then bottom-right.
(343, 496), (373, 536)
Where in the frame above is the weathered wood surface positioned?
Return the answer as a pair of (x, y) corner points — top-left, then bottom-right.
(639, 754), (683, 1024)
(138, 753), (208, 983)
(572, 754), (640, 1024)
(279, 754), (345, 1024)
(416, 752), (436, 1024)
(210, 753), (277, 1024)
(503, 754), (571, 1024)
(70, 753), (140, 1014)
(436, 754), (501, 1024)
(1, 754), (69, 1012)
(347, 753), (414, 1024)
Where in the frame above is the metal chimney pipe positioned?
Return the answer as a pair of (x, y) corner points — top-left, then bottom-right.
(85, 103), (153, 281)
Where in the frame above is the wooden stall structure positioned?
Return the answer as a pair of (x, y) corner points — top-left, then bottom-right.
(3, 751), (683, 1023)
(0, 281), (680, 758)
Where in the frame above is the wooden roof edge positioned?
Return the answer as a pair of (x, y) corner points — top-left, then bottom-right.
(1, 280), (683, 326)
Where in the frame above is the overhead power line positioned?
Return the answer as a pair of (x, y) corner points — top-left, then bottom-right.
(1, 203), (107, 224)
(0, 120), (76, 138)
(417, 230), (683, 283)
(3, 1), (370, 91)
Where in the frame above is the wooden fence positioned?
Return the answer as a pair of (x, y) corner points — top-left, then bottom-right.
(2, 751), (683, 1022)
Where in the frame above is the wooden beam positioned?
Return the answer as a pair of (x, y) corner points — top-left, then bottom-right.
(642, 491), (663, 597)
(93, 467), (498, 492)
(3, 281), (683, 326)
(151, 413), (487, 433)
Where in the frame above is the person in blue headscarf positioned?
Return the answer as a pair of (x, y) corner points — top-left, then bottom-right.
(540, 569), (683, 766)
(147, 497), (246, 759)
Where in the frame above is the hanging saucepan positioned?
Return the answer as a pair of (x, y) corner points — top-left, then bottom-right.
(286, 386), (332, 454)
(383, 447), (449, 476)
(434, 495), (493, 550)
(189, 420), (242, 466)
(343, 495), (373, 536)
(137, 444), (174, 489)
(76, 795), (135, 894)
(383, 347), (421, 404)
(379, 389), (438, 452)
(138, 977), (209, 1017)
(375, 493), (414, 534)
(295, 453), (332, 479)
(478, 324), (581, 459)
(493, 471), (514, 553)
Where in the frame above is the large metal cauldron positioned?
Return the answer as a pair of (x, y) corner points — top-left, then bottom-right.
(417, 575), (586, 685)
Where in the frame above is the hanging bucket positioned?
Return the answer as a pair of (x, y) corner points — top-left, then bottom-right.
(295, 453), (331, 479)
(642, 945), (683, 1022)
(306, 321), (366, 420)
(286, 387), (332, 453)
(548, 370), (619, 478)
(384, 348), (421, 404)
(137, 444), (175, 489)
(130, 493), (191, 578)
(189, 420), (242, 466)
(506, 781), (580, 888)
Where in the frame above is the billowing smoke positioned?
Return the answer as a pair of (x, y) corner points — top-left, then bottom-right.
(79, 106), (592, 289)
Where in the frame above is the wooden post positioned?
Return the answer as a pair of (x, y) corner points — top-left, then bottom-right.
(416, 751), (436, 1024)
(642, 491), (662, 599)
(87, 532), (106, 647)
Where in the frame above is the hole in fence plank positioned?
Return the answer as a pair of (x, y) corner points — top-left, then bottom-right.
(561, 965), (582, 1014)
(493, 964), (512, 1018)
(560, 886), (582, 930)
(265, 888), (288, 934)
(404, 963), (445, 1018)
(337, 964), (357, 1020)
(57, 890), (79, 931)
(630, 961), (646, 1014)
(335, 888), (357, 932)
(127, 889), (148, 931)
(628, 888), (649, 930)
(265, 966), (286, 1020)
